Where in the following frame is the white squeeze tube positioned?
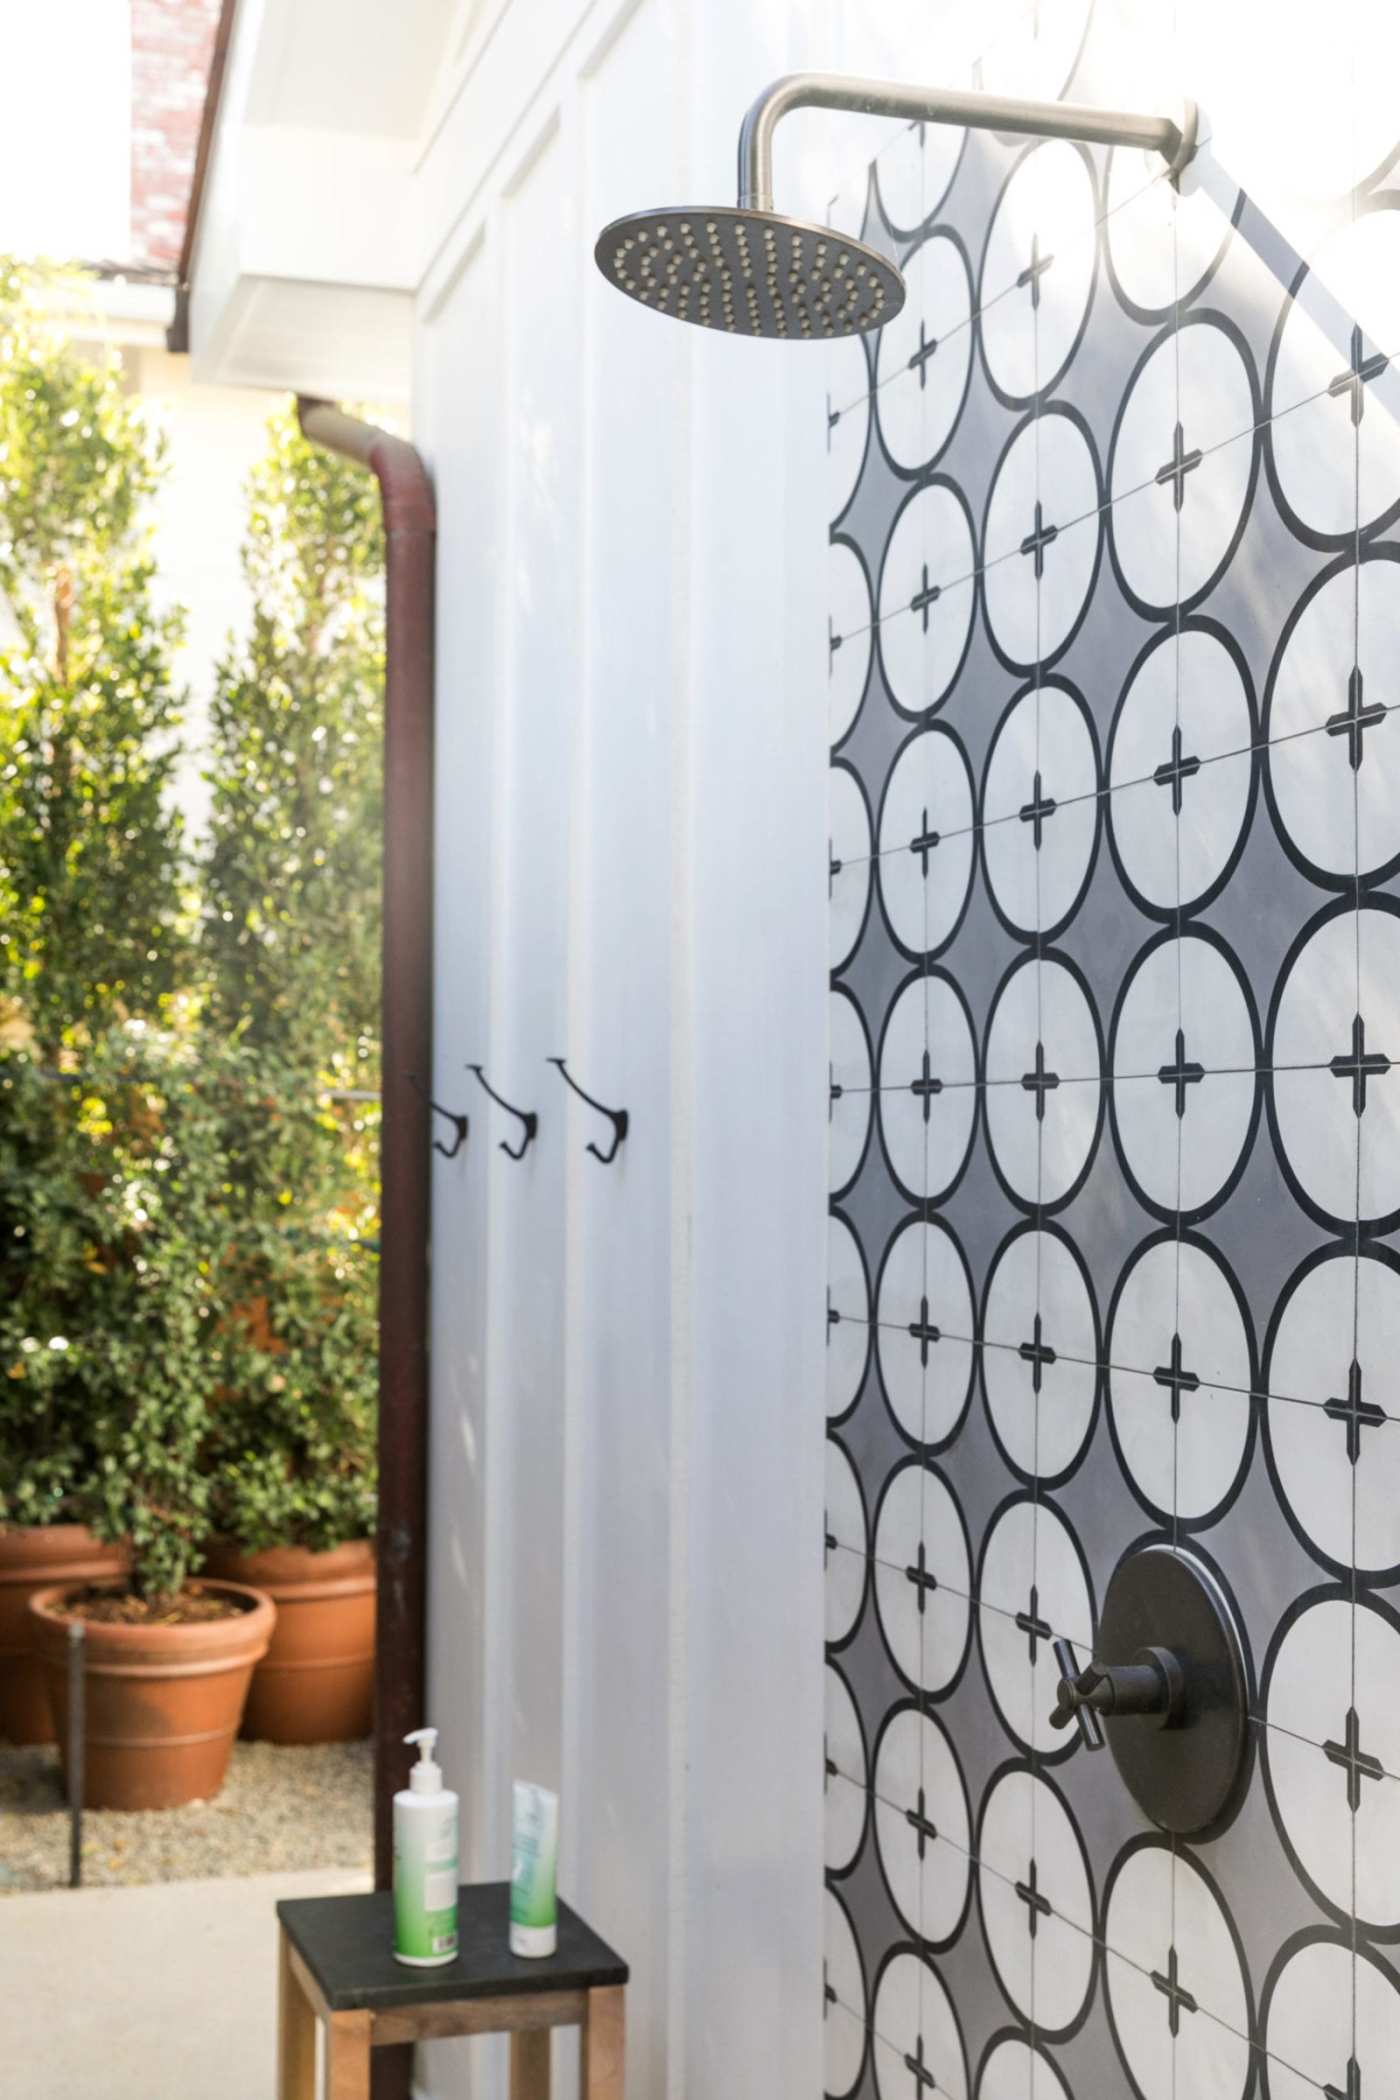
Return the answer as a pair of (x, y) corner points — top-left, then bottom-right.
(393, 1728), (460, 1966)
(509, 1780), (559, 1957)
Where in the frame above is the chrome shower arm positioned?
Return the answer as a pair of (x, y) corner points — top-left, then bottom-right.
(736, 72), (1198, 212)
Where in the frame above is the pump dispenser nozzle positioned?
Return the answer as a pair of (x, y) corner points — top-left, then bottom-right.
(404, 1727), (442, 1793)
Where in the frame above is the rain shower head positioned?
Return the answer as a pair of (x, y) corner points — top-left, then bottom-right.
(594, 71), (1197, 342)
(593, 206), (904, 341)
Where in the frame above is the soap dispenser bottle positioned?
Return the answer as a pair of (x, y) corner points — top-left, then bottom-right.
(393, 1727), (460, 1966)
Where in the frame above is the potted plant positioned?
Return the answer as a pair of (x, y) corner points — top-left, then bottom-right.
(202, 1061), (378, 1744)
(23, 1035), (274, 1809)
(0, 264), (188, 1743)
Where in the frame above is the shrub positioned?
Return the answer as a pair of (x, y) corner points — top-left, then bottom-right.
(203, 1059), (378, 1554)
(202, 403), (383, 1082)
(0, 1051), (110, 1530)
(0, 261), (188, 1061)
(0, 1029), (224, 1600)
(0, 1031), (379, 1589)
(0, 265), (198, 1593)
(197, 403), (382, 1555)
(0, 367), (384, 1584)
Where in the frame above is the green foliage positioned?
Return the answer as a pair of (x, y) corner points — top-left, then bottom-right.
(0, 259), (187, 1060)
(0, 294), (161, 613)
(0, 1053), (106, 1529)
(206, 1258), (378, 1554)
(0, 1030), (225, 1600)
(0, 358), (383, 1590)
(202, 404), (383, 1079)
(0, 262), (201, 1597)
(203, 1065), (378, 1554)
(196, 403), (383, 1553)
(0, 552), (187, 1055)
(0, 1032), (379, 1588)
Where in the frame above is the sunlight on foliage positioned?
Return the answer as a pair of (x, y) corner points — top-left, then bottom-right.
(0, 289), (383, 1598)
(0, 259), (185, 1062)
(202, 402), (383, 1076)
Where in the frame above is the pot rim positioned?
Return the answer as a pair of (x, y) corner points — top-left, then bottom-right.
(27, 1577), (277, 1656)
(0, 1523), (130, 1571)
(203, 1538), (375, 1596)
(205, 1536), (373, 1567)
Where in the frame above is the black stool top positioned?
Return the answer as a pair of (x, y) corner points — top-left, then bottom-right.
(277, 1882), (628, 2013)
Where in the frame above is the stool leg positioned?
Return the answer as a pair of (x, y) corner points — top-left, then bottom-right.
(325, 2009), (373, 2100)
(277, 1930), (316, 2100)
(581, 1987), (624, 2100)
(510, 2028), (552, 2100)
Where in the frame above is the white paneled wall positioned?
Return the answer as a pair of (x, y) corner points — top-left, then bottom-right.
(415, 1), (836, 2093)
(420, 199), (498, 2020)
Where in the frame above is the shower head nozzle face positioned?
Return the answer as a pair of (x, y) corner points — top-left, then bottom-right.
(594, 207), (904, 340)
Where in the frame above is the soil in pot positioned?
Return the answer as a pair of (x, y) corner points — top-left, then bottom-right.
(0, 1527), (129, 1745)
(27, 1578), (275, 1810)
(64, 1584), (243, 1625)
(203, 1540), (374, 1745)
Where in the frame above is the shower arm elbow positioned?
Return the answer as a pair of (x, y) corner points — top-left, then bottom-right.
(736, 71), (1197, 214)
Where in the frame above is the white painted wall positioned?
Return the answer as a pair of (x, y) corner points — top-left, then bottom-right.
(134, 349), (280, 835)
(415, 2), (849, 2092)
(409, 3), (1031, 2092)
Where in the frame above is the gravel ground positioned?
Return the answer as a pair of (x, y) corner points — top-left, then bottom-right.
(0, 1737), (372, 1893)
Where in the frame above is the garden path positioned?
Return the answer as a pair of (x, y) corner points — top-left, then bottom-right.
(0, 1864), (369, 2097)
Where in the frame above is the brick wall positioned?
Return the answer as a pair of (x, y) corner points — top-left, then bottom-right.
(130, 0), (222, 269)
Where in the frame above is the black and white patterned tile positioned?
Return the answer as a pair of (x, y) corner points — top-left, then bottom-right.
(824, 10), (1400, 2095)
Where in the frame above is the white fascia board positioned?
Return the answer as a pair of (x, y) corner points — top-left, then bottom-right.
(191, 271), (413, 404)
(189, 122), (416, 395)
(187, 0), (421, 398)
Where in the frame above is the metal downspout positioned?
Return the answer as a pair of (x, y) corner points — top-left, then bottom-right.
(295, 396), (435, 1927)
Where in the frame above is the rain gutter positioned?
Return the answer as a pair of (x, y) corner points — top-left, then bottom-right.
(166, 0), (238, 354)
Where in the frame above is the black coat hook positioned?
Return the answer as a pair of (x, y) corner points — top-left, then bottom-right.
(548, 1058), (630, 1164)
(467, 1065), (538, 1160)
(408, 1073), (469, 1160)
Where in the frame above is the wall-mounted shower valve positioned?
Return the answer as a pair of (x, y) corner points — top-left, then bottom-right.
(1046, 1546), (1251, 1836)
(1049, 1636), (1185, 1752)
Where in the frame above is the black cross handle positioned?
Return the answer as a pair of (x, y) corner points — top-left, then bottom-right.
(1049, 1638), (1106, 1751)
(1049, 1636), (1185, 1751)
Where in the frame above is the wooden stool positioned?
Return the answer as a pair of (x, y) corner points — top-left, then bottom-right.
(276, 1882), (627, 2100)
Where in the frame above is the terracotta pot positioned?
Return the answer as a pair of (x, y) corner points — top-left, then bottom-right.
(203, 1540), (374, 1745)
(0, 1527), (129, 1745)
(28, 1580), (275, 1810)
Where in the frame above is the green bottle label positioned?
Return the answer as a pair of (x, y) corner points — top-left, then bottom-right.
(510, 1782), (558, 1931)
(394, 1802), (459, 1960)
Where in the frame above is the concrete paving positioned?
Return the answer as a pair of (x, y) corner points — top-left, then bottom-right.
(0, 1865), (371, 2099)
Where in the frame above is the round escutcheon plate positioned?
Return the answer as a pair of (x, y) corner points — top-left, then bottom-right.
(1099, 1543), (1251, 1836)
